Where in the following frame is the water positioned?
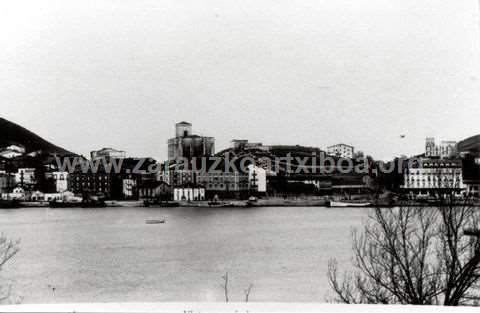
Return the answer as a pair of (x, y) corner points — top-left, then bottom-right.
(0, 206), (370, 303)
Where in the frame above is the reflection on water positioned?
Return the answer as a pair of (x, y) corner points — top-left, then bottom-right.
(0, 206), (369, 303)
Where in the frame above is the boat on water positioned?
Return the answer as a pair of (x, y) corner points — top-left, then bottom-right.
(0, 199), (21, 209)
(245, 196), (258, 207)
(145, 219), (165, 224)
(328, 200), (371, 208)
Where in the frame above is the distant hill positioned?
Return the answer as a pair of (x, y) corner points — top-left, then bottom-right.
(0, 117), (75, 156)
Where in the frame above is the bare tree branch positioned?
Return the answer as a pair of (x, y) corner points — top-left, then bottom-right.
(0, 234), (19, 304)
(221, 272), (229, 303)
(327, 190), (480, 305)
(244, 283), (253, 303)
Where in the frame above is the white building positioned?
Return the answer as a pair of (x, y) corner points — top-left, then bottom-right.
(425, 138), (457, 159)
(0, 145), (25, 159)
(401, 158), (464, 198)
(0, 150), (22, 159)
(15, 168), (36, 185)
(122, 178), (137, 198)
(327, 143), (354, 159)
(6, 145), (26, 153)
(173, 184), (205, 201)
(2, 187), (26, 200)
(30, 190), (80, 202)
(248, 164), (267, 193)
(52, 171), (68, 192)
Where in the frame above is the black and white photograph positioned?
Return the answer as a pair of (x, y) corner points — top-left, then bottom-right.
(1, 0), (480, 312)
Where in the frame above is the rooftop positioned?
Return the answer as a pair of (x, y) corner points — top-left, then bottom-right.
(327, 143), (354, 149)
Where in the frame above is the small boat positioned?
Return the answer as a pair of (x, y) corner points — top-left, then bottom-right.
(246, 196), (258, 207)
(328, 200), (371, 208)
(145, 219), (165, 224)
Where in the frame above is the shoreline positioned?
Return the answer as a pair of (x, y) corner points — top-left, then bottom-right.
(13, 198), (480, 209)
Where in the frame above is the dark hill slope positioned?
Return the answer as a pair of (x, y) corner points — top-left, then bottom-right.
(0, 117), (74, 155)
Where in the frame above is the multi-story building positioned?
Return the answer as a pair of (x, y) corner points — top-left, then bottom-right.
(0, 173), (14, 194)
(138, 181), (172, 200)
(196, 171), (249, 197)
(173, 183), (206, 201)
(458, 134), (480, 198)
(52, 171), (68, 193)
(168, 156), (250, 199)
(68, 171), (112, 196)
(425, 137), (457, 159)
(248, 164), (267, 193)
(327, 143), (354, 159)
(401, 158), (464, 198)
(15, 168), (36, 186)
(169, 168), (249, 198)
(167, 122), (215, 161)
(462, 157), (480, 198)
(68, 157), (157, 199)
(90, 147), (126, 161)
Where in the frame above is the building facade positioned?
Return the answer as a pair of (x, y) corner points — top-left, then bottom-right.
(2, 187), (26, 200)
(51, 171), (68, 192)
(196, 171), (250, 195)
(401, 158), (464, 198)
(457, 135), (480, 198)
(0, 173), (14, 194)
(425, 137), (457, 159)
(15, 168), (36, 186)
(138, 181), (172, 200)
(173, 184), (205, 201)
(327, 144), (354, 159)
(248, 164), (267, 193)
(68, 172), (112, 196)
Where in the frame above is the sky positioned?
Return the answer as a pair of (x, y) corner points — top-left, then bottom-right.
(1, 0), (479, 161)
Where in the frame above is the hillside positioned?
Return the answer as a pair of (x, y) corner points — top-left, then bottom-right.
(0, 117), (74, 155)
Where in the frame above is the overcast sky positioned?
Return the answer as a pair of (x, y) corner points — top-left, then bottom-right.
(1, 0), (479, 161)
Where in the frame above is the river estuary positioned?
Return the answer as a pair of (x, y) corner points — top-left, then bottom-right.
(0, 206), (371, 303)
